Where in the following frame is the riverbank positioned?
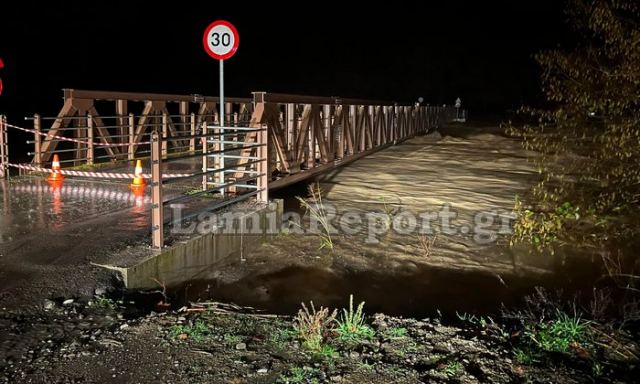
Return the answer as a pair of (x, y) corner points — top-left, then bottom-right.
(1, 294), (638, 383)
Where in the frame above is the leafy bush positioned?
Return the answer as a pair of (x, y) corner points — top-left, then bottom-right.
(511, 196), (582, 251)
(507, 0), (640, 246)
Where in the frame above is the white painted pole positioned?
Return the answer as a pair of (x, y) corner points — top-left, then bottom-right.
(219, 59), (225, 197)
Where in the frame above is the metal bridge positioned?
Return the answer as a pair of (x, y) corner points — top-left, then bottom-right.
(0, 89), (463, 249)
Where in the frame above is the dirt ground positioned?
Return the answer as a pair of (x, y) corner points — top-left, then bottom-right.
(1, 296), (638, 384)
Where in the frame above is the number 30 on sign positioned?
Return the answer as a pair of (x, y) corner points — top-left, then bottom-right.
(202, 20), (239, 60)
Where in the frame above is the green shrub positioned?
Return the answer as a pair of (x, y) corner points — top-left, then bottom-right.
(336, 295), (375, 345)
(506, 0), (640, 247)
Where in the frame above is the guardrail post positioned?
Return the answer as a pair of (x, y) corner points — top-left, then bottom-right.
(422, 106), (427, 133)
(368, 105), (375, 148)
(128, 113), (135, 161)
(33, 114), (42, 167)
(189, 113), (196, 153)
(431, 106), (435, 129)
(0, 115), (7, 179)
(349, 105), (356, 155)
(286, 103), (295, 165)
(257, 124), (269, 203)
(336, 105), (344, 160)
(87, 114), (94, 165)
(161, 113), (168, 159)
(151, 131), (164, 249)
(358, 106), (366, 152)
(413, 107), (418, 134)
(392, 104), (398, 143)
(323, 104), (333, 161)
(201, 121), (208, 191)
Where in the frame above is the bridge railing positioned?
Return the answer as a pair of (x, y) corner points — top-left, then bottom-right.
(22, 111), (253, 169)
(24, 89), (253, 167)
(244, 92), (456, 188)
(2, 91), (465, 248)
(20, 89), (463, 177)
(149, 119), (268, 249)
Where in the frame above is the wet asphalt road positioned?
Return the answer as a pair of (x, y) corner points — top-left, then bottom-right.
(0, 177), (153, 309)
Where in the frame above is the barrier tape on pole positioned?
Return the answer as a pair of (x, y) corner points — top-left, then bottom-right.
(5, 122), (152, 146)
(7, 163), (193, 180)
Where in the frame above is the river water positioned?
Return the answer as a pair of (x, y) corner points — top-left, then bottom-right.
(164, 125), (620, 317)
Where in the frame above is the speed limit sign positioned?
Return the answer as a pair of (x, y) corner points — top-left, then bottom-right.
(202, 20), (239, 198)
(202, 20), (239, 60)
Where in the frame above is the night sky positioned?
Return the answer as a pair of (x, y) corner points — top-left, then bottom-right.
(0, 1), (568, 120)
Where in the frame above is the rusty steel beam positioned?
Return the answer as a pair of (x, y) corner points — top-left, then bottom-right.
(257, 92), (409, 106)
(63, 89), (251, 104)
(37, 99), (76, 163)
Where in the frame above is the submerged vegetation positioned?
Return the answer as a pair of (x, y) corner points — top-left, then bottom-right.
(296, 183), (334, 250)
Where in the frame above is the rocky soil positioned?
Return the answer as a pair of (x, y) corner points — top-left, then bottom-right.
(1, 295), (638, 384)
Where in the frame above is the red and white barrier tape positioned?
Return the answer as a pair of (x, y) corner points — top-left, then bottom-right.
(8, 163), (192, 180)
(5, 122), (151, 146)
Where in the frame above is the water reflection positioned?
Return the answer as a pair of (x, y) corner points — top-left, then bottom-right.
(48, 179), (63, 228)
(0, 178), (152, 244)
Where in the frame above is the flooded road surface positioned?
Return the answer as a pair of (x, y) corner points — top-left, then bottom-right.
(0, 158), (216, 309)
(172, 125), (611, 317)
(0, 179), (150, 245)
(0, 157), (207, 245)
(0, 177), (152, 307)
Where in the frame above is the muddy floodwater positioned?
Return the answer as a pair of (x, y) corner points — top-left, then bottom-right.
(0, 158), (215, 308)
(0, 125), (623, 317)
(160, 125), (615, 317)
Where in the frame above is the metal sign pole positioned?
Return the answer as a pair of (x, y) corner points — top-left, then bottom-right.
(219, 59), (225, 197)
(203, 20), (239, 197)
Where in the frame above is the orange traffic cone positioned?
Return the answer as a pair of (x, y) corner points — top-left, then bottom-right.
(48, 154), (64, 182)
(130, 159), (145, 188)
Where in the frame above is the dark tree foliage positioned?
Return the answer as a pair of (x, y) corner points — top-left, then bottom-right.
(508, 0), (640, 247)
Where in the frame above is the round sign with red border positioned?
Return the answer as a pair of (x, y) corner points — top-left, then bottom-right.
(202, 20), (239, 60)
